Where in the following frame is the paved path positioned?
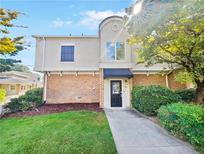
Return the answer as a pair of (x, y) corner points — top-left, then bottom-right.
(105, 109), (198, 154)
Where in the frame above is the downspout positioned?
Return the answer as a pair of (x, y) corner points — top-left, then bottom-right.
(42, 37), (47, 103)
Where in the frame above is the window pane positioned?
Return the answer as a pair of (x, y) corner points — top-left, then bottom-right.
(106, 42), (115, 60)
(61, 46), (74, 62)
(112, 82), (120, 94)
(116, 42), (125, 60)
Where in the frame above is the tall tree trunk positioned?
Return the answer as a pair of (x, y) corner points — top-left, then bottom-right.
(195, 80), (204, 104)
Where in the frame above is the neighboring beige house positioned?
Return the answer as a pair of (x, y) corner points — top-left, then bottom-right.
(33, 16), (188, 109)
(0, 71), (41, 96)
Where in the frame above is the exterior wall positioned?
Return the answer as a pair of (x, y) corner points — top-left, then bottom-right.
(34, 38), (44, 71)
(34, 37), (100, 72)
(99, 17), (133, 68)
(133, 74), (167, 87)
(46, 74), (100, 104)
(168, 70), (187, 90)
(133, 73), (188, 90)
(0, 84), (34, 96)
(0, 84), (17, 95)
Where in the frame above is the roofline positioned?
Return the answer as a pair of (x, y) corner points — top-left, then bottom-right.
(32, 16), (123, 38)
(32, 35), (99, 38)
(98, 15), (123, 30)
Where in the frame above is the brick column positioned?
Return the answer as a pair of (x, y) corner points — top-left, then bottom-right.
(99, 68), (104, 108)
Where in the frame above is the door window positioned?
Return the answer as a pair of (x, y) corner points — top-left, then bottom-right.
(112, 82), (120, 94)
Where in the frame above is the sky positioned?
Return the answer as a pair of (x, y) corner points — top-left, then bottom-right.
(1, 0), (134, 71)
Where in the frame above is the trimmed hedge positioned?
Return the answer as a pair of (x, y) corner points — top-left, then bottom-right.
(175, 89), (196, 102)
(132, 85), (181, 116)
(158, 103), (204, 152)
(5, 88), (43, 113)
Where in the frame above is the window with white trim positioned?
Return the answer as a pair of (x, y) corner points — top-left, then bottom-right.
(61, 46), (74, 62)
(106, 42), (125, 60)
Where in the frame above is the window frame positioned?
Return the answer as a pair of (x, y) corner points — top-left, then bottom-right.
(10, 85), (16, 90)
(106, 41), (126, 61)
(60, 43), (75, 62)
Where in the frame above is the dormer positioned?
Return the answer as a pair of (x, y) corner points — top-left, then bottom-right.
(99, 16), (132, 68)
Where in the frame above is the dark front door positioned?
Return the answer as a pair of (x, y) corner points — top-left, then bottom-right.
(111, 80), (122, 107)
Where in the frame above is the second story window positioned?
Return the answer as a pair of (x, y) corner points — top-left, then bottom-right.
(61, 46), (74, 62)
(106, 42), (125, 61)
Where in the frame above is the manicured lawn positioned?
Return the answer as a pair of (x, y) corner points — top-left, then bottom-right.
(0, 111), (117, 154)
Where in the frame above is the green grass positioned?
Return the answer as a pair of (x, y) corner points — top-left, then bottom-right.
(0, 111), (117, 154)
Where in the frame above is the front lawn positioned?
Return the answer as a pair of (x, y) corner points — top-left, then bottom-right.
(0, 111), (117, 154)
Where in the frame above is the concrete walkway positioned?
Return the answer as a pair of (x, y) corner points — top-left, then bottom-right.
(105, 109), (198, 154)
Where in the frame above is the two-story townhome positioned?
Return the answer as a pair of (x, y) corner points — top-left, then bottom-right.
(33, 16), (188, 109)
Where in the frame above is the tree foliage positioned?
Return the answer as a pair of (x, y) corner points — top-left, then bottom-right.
(0, 8), (26, 55)
(11, 64), (30, 72)
(128, 0), (204, 103)
(0, 58), (21, 72)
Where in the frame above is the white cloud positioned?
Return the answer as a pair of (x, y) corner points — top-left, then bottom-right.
(79, 10), (125, 29)
(52, 18), (72, 28)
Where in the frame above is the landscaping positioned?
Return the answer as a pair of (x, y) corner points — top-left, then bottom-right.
(0, 111), (117, 154)
(174, 89), (196, 103)
(158, 103), (204, 152)
(132, 85), (204, 152)
(132, 85), (181, 116)
(4, 88), (43, 113)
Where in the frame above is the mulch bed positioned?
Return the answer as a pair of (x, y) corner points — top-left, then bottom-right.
(2, 103), (103, 118)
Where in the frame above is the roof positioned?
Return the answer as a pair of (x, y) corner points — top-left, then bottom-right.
(104, 68), (133, 79)
(0, 71), (40, 85)
(0, 76), (31, 84)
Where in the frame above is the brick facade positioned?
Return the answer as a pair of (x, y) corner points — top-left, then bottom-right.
(45, 71), (188, 105)
(46, 74), (100, 104)
(99, 69), (104, 108)
(132, 73), (187, 90)
(168, 71), (187, 90)
(133, 74), (166, 87)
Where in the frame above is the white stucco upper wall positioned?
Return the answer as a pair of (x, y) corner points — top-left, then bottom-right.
(99, 16), (133, 68)
(34, 37), (100, 71)
(33, 16), (171, 72)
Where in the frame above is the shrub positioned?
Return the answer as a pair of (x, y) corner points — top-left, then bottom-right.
(175, 89), (196, 102)
(158, 103), (204, 152)
(132, 85), (181, 116)
(20, 88), (43, 106)
(0, 88), (6, 103)
(5, 88), (43, 113)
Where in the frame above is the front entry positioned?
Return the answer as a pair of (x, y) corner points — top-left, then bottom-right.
(110, 80), (122, 107)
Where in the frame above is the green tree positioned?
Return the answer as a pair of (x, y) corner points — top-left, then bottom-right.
(11, 64), (30, 72)
(0, 58), (21, 72)
(128, 0), (204, 103)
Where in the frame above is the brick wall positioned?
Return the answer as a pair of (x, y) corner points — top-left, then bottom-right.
(133, 74), (166, 87)
(46, 74), (100, 104)
(168, 70), (187, 90)
(133, 73), (187, 90)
